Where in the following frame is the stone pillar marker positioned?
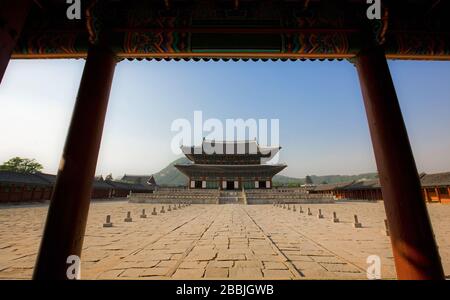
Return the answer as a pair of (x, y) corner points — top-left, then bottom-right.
(307, 208), (312, 216)
(287, 204), (291, 210)
(168, 205), (172, 212)
(353, 215), (362, 228)
(161, 206), (165, 213)
(317, 209), (324, 219)
(299, 206), (304, 213)
(332, 212), (339, 223)
(178, 203), (181, 209)
(140, 209), (147, 218)
(293, 205), (297, 212)
(124, 211), (132, 222)
(103, 215), (113, 227)
(152, 207), (157, 215)
(173, 204), (177, 210)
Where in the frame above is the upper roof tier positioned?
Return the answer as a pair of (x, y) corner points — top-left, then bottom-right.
(181, 140), (281, 165)
(11, 0), (450, 61)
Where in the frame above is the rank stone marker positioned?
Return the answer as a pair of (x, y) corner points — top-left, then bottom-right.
(332, 212), (339, 223)
(161, 206), (165, 213)
(152, 207), (157, 215)
(103, 215), (113, 227)
(168, 205), (172, 212)
(299, 206), (304, 213)
(287, 204), (291, 210)
(173, 204), (177, 210)
(307, 208), (312, 216)
(124, 211), (132, 222)
(353, 215), (362, 228)
(140, 209), (147, 218)
(317, 209), (324, 219)
(293, 205), (297, 212)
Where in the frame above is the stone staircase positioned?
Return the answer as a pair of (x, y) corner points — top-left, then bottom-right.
(219, 191), (245, 204)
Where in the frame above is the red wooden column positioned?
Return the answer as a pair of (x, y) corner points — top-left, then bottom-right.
(423, 188), (429, 202)
(435, 188), (441, 203)
(33, 44), (117, 279)
(355, 46), (444, 280)
(0, 0), (32, 84)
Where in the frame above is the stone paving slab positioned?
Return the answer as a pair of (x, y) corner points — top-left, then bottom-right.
(0, 201), (449, 279)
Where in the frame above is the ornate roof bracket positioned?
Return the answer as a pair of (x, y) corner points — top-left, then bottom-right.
(10, 0), (450, 61)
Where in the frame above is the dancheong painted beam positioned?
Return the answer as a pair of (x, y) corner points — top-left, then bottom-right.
(9, 0), (450, 61)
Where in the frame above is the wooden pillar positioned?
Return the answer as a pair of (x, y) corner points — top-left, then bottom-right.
(8, 184), (13, 202)
(20, 185), (25, 202)
(355, 45), (444, 280)
(424, 188), (430, 203)
(33, 44), (117, 280)
(0, 0), (32, 84)
(30, 186), (35, 201)
(435, 188), (441, 203)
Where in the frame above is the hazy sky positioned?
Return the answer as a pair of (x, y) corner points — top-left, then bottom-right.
(0, 58), (449, 179)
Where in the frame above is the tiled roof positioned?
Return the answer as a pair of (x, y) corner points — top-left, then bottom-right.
(342, 179), (381, 190)
(0, 171), (52, 186)
(420, 172), (450, 187)
(313, 181), (354, 192)
(121, 175), (153, 185)
(92, 179), (113, 189)
(105, 180), (131, 189)
(0, 171), (157, 193)
(34, 173), (57, 184)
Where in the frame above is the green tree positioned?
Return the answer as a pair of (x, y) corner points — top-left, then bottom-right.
(305, 175), (313, 185)
(0, 157), (43, 173)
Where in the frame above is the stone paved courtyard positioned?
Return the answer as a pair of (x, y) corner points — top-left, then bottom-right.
(0, 201), (449, 279)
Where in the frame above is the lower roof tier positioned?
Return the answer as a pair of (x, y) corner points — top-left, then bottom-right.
(175, 164), (287, 179)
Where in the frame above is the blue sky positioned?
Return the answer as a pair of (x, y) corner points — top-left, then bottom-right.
(0, 58), (449, 179)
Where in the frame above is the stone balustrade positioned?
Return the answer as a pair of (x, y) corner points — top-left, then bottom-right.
(129, 188), (333, 204)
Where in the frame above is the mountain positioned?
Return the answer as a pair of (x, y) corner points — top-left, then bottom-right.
(153, 157), (191, 187)
(152, 158), (378, 187)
